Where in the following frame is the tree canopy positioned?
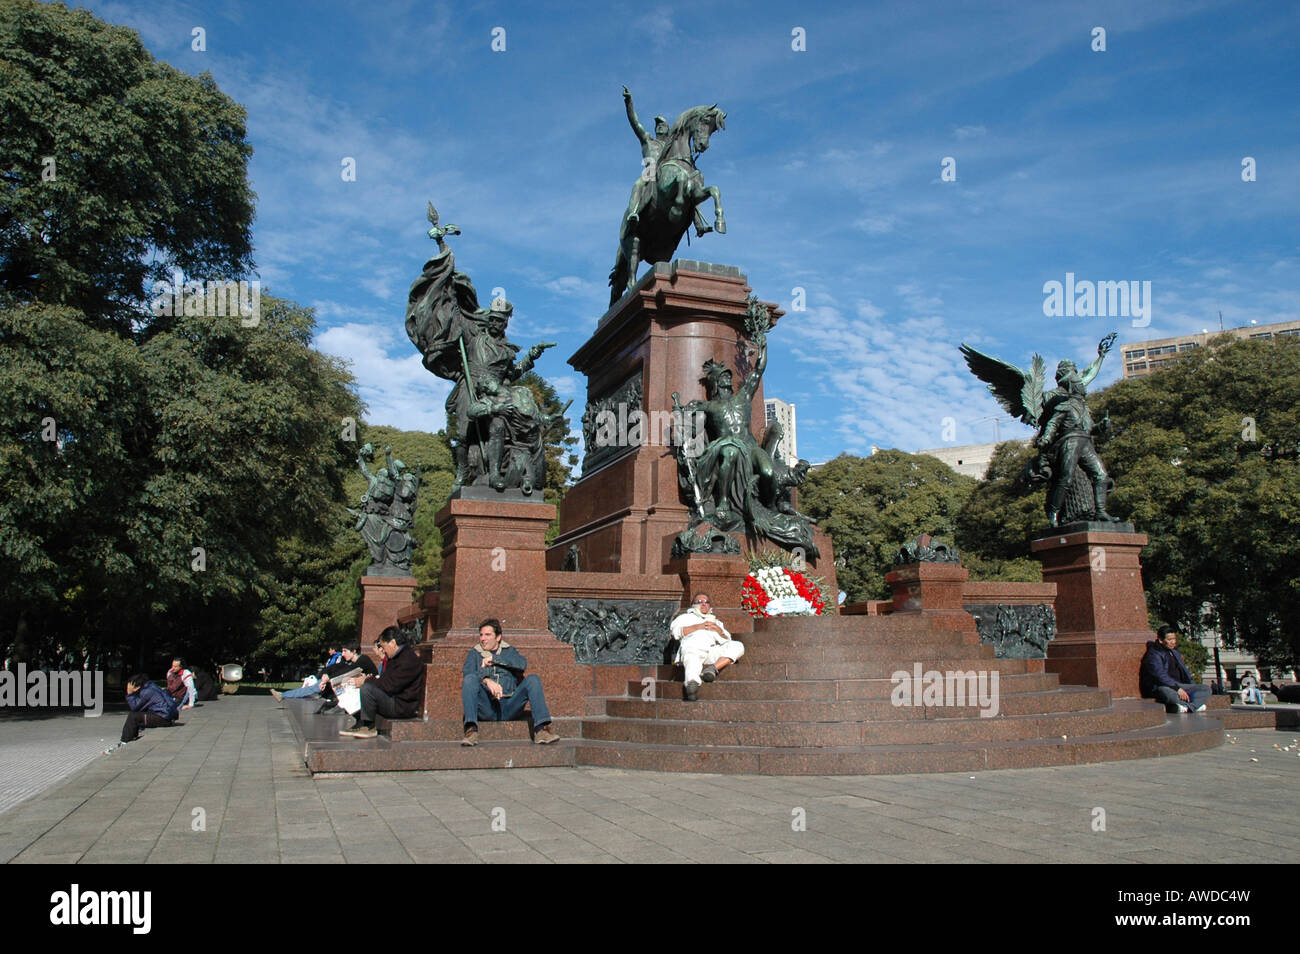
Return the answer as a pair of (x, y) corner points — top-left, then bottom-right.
(801, 450), (980, 602)
(1, 0), (255, 334)
(1095, 335), (1300, 672)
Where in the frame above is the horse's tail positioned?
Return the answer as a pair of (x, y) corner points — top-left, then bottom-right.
(608, 253), (628, 307)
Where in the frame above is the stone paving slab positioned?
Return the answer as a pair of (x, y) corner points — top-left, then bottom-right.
(0, 709), (123, 816)
(0, 695), (1296, 863)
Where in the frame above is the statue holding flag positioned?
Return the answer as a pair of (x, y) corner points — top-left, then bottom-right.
(405, 203), (556, 493)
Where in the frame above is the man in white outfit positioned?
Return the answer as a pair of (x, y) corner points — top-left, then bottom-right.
(669, 593), (745, 701)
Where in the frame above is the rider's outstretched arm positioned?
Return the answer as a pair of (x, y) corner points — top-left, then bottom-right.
(624, 89), (650, 146)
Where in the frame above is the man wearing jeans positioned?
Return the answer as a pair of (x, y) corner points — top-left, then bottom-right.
(340, 626), (425, 738)
(1140, 625), (1210, 713)
(271, 646), (342, 702)
(460, 618), (560, 746)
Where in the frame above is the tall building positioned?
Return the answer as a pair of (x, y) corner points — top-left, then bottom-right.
(1122, 318), (1300, 378)
(763, 398), (798, 467)
(916, 441), (1028, 479)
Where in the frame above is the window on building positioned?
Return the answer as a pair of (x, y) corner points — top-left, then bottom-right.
(1125, 349), (1146, 359)
(1250, 332), (1273, 339)
(1178, 343), (1198, 351)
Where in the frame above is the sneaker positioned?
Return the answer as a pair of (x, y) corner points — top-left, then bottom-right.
(684, 681), (700, 701)
(270, 689), (283, 702)
(340, 724), (378, 738)
(701, 664), (718, 683)
(534, 725), (560, 745)
(1194, 703), (1207, 712)
(1175, 703), (1190, 713)
(461, 726), (479, 747)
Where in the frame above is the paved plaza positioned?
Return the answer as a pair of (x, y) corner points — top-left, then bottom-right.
(0, 695), (1296, 864)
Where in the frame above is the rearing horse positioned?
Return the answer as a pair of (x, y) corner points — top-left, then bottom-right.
(609, 104), (726, 305)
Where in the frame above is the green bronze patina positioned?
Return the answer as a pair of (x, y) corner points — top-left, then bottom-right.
(960, 332), (1124, 528)
(405, 203), (559, 496)
(610, 87), (727, 305)
(349, 442), (421, 575)
(673, 298), (818, 558)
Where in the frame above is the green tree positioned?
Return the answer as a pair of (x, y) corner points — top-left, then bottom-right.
(800, 450), (978, 602)
(1, 294), (364, 667)
(953, 440), (1044, 575)
(0, 299), (148, 660)
(0, 0), (255, 334)
(1093, 336), (1300, 672)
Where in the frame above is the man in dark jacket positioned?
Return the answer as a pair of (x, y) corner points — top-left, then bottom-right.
(460, 618), (559, 746)
(121, 674), (178, 743)
(340, 627), (425, 738)
(1140, 626), (1210, 713)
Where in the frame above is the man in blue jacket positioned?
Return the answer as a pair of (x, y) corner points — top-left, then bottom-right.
(121, 674), (179, 743)
(461, 618), (560, 746)
(1140, 626), (1210, 713)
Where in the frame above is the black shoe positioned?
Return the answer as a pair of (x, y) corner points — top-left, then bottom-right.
(684, 681), (700, 701)
(315, 700), (339, 714)
(701, 664), (718, 683)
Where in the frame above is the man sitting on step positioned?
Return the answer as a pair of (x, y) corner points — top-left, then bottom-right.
(340, 626), (426, 739)
(1139, 625), (1210, 713)
(669, 593), (745, 701)
(461, 618), (561, 746)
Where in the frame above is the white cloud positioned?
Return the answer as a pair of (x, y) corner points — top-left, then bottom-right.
(855, 214), (896, 235)
(315, 322), (451, 432)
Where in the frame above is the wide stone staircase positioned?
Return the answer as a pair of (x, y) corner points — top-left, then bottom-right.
(295, 613), (1291, 774)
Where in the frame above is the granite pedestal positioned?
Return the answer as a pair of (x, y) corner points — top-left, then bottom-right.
(1031, 529), (1152, 697)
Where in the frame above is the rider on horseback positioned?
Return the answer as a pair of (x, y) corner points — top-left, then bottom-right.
(622, 86), (670, 231)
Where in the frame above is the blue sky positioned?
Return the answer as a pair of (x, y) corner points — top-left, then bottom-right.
(83, 0), (1298, 464)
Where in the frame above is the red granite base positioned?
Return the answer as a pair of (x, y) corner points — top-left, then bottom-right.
(357, 575), (418, 651)
(1032, 530), (1153, 698)
(433, 496), (554, 638)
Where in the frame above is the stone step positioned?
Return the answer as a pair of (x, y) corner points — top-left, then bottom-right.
(740, 640), (992, 662)
(1217, 705), (1300, 730)
(621, 671), (1063, 700)
(600, 686), (1113, 722)
(741, 627), (975, 649)
(581, 704), (1163, 747)
(573, 714), (1225, 775)
(306, 738), (577, 773)
(722, 655), (1044, 681)
(752, 615), (970, 636)
(376, 716), (584, 742)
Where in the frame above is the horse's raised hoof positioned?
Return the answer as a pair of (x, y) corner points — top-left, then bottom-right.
(715, 217), (727, 234)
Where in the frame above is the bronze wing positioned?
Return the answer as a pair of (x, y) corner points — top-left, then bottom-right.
(959, 344), (1047, 427)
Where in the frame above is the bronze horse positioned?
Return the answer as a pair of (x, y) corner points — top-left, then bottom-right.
(609, 104), (726, 305)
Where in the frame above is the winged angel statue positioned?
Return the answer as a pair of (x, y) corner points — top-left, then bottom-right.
(960, 332), (1123, 528)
